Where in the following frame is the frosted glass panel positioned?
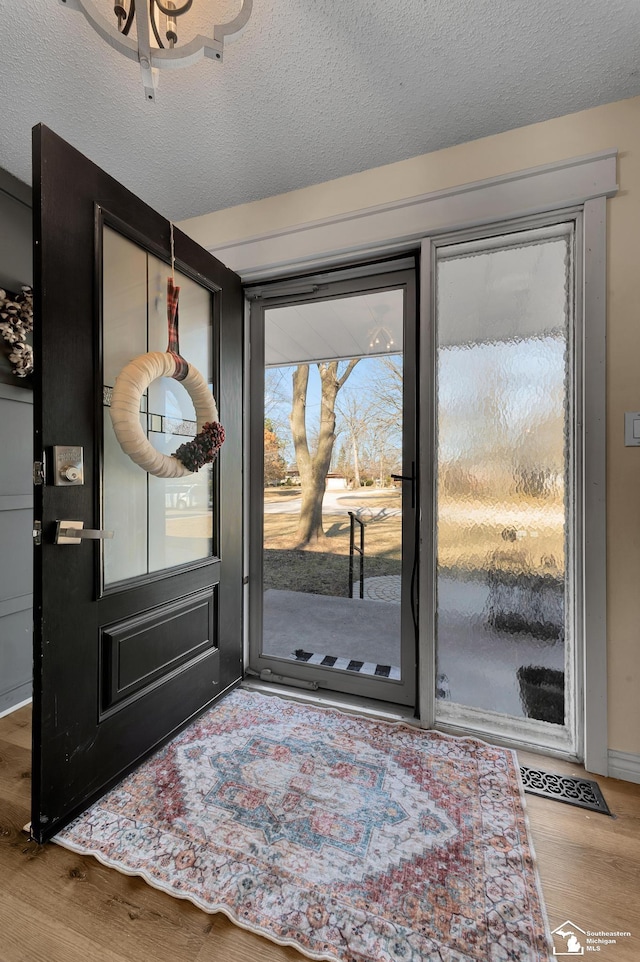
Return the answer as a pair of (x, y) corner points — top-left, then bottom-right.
(102, 227), (147, 384)
(434, 227), (573, 726)
(102, 227), (214, 587)
(103, 410), (148, 583)
(103, 227), (148, 584)
(147, 255), (213, 571)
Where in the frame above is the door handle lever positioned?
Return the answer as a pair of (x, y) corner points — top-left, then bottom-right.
(391, 462), (416, 509)
(55, 521), (114, 544)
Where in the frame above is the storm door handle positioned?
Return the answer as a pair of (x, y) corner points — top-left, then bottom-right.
(391, 462), (416, 509)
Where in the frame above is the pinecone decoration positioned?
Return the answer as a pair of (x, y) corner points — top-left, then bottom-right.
(174, 421), (225, 472)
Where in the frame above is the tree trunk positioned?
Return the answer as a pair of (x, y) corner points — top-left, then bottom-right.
(351, 432), (360, 488)
(290, 359), (359, 547)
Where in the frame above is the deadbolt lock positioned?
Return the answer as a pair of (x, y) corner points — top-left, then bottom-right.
(53, 446), (84, 486)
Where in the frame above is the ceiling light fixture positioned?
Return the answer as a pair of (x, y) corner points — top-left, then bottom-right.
(60, 0), (253, 101)
(368, 327), (394, 351)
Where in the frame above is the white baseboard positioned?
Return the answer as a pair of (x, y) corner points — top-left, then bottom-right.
(0, 696), (32, 720)
(608, 749), (640, 784)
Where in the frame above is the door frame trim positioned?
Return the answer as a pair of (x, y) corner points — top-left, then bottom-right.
(581, 195), (608, 775)
(212, 152), (613, 775)
(188, 149), (617, 283)
(421, 211), (585, 760)
(418, 199), (607, 774)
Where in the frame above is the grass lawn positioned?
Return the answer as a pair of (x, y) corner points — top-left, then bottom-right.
(263, 545), (400, 596)
(262, 486), (565, 596)
(263, 489), (402, 596)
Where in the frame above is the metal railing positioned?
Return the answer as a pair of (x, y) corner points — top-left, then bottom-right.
(348, 510), (365, 599)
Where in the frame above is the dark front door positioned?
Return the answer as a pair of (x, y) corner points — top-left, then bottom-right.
(31, 126), (243, 843)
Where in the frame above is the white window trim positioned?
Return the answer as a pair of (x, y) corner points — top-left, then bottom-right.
(211, 150), (615, 777)
(582, 195), (608, 775)
(421, 212), (587, 765)
(205, 149), (617, 283)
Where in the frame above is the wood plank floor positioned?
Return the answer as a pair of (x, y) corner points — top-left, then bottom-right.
(1, 706), (639, 962)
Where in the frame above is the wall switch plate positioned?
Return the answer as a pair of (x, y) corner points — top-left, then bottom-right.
(624, 413), (640, 446)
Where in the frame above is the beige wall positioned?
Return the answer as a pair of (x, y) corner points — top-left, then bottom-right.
(182, 95), (640, 757)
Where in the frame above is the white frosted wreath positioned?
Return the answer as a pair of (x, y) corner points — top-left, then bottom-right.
(109, 351), (218, 478)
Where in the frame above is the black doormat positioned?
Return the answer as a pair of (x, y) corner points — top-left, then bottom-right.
(520, 766), (611, 815)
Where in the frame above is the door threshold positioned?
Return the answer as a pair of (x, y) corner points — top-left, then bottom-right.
(241, 678), (420, 727)
(436, 701), (580, 762)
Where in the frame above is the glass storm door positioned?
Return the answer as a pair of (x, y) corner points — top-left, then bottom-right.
(31, 126), (243, 844)
(431, 222), (578, 753)
(249, 267), (417, 707)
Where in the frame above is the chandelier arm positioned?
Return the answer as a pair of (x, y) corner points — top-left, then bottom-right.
(134, 0), (156, 100)
(69, 1), (139, 63)
(61, 0), (253, 95)
(149, 0), (166, 50)
(213, 0), (253, 43)
(121, 0), (136, 37)
(146, 0), (253, 66)
(154, 0), (193, 17)
(148, 37), (220, 67)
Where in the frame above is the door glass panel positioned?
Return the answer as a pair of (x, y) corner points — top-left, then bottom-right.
(102, 227), (148, 584)
(434, 225), (574, 731)
(102, 226), (214, 587)
(147, 254), (213, 572)
(261, 290), (406, 685)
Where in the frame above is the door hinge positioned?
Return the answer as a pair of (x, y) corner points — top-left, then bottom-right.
(33, 460), (46, 486)
(32, 521), (42, 546)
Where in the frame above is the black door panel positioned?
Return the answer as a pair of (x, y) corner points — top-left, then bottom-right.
(32, 125), (243, 843)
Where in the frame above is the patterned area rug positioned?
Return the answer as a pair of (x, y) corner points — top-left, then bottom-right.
(54, 689), (551, 962)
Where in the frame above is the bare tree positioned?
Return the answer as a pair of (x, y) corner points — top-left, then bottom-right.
(290, 359), (359, 546)
(336, 391), (373, 489)
(368, 355), (403, 431)
(264, 368), (292, 460)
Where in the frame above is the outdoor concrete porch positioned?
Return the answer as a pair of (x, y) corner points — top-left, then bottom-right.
(262, 576), (565, 719)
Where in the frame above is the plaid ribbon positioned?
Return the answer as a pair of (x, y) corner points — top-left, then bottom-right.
(166, 277), (189, 381)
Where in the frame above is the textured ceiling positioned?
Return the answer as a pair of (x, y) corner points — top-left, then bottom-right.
(1, 0), (639, 222)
